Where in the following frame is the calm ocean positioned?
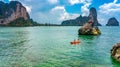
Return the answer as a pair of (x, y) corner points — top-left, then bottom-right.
(0, 26), (120, 67)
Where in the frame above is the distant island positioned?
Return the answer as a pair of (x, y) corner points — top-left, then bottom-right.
(106, 17), (119, 26)
(61, 7), (101, 26)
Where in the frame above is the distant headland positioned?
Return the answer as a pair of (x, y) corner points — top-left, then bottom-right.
(61, 7), (101, 26)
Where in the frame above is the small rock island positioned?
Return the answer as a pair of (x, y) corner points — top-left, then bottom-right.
(106, 17), (119, 26)
(78, 7), (101, 35)
(78, 20), (101, 35)
(111, 43), (120, 62)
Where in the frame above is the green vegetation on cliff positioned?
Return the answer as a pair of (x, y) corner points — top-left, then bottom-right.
(8, 18), (34, 26)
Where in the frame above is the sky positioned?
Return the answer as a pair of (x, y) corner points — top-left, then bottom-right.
(1, 0), (120, 25)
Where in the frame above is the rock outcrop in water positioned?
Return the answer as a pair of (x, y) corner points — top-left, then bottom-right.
(61, 7), (101, 26)
(0, 1), (36, 26)
(106, 17), (119, 26)
(111, 43), (120, 62)
(78, 20), (101, 35)
(89, 7), (101, 26)
(78, 8), (101, 35)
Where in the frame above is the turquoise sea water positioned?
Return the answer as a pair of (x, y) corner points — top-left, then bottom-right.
(0, 26), (120, 67)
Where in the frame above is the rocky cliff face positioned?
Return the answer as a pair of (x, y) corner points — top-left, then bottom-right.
(0, 1), (30, 25)
(106, 17), (119, 26)
(88, 7), (101, 26)
(61, 7), (101, 26)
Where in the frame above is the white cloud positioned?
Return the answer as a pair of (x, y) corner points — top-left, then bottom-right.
(47, 0), (58, 4)
(98, 0), (120, 25)
(68, 0), (92, 16)
(51, 6), (65, 11)
(69, 0), (81, 5)
(99, 0), (120, 15)
(81, 0), (92, 16)
(60, 13), (79, 21)
(51, 6), (79, 21)
(50, 6), (66, 21)
(30, 6), (79, 24)
(113, 0), (117, 3)
(69, 0), (92, 5)
(23, 4), (32, 14)
(81, 2), (91, 16)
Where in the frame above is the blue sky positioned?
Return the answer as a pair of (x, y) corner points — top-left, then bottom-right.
(1, 0), (120, 25)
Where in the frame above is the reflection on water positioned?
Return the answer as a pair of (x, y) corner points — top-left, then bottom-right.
(0, 26), (120, 67)
(78, 35), (100, 46)
(111, 56), (120, 67)
(78, 35), (100, 40)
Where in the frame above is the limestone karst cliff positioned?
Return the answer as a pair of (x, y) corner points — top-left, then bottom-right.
(0, 1), (36, 26)
(61, 7), (101, 26)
